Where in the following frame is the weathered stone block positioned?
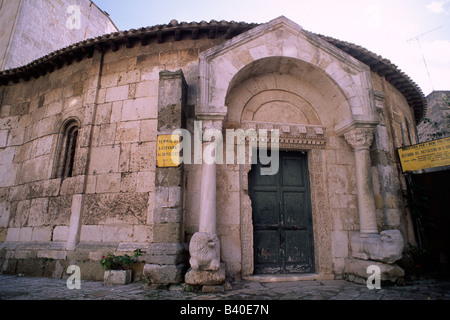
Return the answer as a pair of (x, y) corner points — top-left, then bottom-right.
(18, 227), (33, 242)
(153, 223), (182, 243)
(115, 121), (140, 143)
(79, 225), (103, 242)
(143, 263), (184, 284)
(31, 226), (52, 241)
(83, 193), (148, 225)
(105, 85), (129, 102)
(122, 97), (157, 121)
(5, 228), (20, 241)
(184, 263), (226, 285)
(95, 173), (121, 194)
(102, 225), (133, 242)
(136, 171), (154, 192)
(147, 242), (186, 255)
(89, 145), (120, 174)
(154, 207), (182, 223)
(52, 226), (69, 241)
(145, 254), (185, 265)
(104, 270), (132, 285)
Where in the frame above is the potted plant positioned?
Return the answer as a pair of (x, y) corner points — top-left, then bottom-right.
(100, 249), (145, 285)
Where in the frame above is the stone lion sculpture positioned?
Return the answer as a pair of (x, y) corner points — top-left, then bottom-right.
(189, 232), (221, 271)
(351, 230), (404, 264)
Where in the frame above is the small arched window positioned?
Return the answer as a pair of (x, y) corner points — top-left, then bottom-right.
(54, 119), (80, 179)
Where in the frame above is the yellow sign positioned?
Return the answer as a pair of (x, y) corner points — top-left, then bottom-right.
(157, 135), (181, 167)
(397, 137), (450, 172)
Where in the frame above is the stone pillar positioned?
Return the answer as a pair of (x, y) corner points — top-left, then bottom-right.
(339, 120), (404, 283)
(343, 126), (378, 235)
(66, 194), (83, 251)
(185, 112), (226, 287)
(143, 70), (188, 285)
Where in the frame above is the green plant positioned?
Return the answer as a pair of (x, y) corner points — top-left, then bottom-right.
(100, 249), (145, 271)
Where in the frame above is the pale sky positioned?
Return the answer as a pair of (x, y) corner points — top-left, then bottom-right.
(94, 0), (450, 96)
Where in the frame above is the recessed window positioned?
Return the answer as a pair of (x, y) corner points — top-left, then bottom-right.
(54, 119), (79, 179)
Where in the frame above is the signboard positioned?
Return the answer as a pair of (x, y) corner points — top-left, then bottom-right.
(397, 137), (450, 172)
(157, 135), (181, 167)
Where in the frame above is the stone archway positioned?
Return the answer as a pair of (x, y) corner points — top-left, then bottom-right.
(223, 54), (353, 277)
(194, 16), (403, 281)
(198, 16), (376, 122)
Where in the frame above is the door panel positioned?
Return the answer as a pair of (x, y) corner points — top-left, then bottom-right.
(283, 191), (307, 227)
(282, 157), (305, 187)
(252, 191), (279, 226)
(254, 230), (280, 273)
(250, 150), (314, 274)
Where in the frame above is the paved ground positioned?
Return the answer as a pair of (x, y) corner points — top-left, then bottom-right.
(1, 274), (449, 319)
(1, 273), (450, 301)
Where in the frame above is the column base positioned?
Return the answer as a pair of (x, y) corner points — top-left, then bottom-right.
(185, 263), (226, 286)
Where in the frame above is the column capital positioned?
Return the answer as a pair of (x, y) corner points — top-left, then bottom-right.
(344, 127), (376, 150)
(196, 106), (228, 122)
(196, 108), (227, 143)
(335, 118), (378, 151)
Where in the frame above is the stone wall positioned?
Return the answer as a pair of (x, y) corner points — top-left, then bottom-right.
(0, 33), (224, 280)
(418, 91), (450, 142)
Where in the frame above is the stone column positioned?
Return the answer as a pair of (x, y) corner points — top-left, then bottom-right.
(343, 126), (378, 235)
(339, 121), (404, 281)
(185, 112), (226, 287)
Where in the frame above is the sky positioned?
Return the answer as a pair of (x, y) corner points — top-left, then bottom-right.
(93, 0), (449, 96)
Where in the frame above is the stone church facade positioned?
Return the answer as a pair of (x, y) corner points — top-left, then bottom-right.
(0, 16), (426, 284)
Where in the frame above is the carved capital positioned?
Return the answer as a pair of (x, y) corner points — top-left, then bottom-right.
(344, 127), (375, 150)
(196, 110), (227, 144)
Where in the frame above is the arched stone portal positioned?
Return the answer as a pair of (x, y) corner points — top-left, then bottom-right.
(192, 16), (403, 282)
(224, 55), (350, 277)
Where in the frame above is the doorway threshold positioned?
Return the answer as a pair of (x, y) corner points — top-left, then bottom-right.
(243, 273), (334, 283)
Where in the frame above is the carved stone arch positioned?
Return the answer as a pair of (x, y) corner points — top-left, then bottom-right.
(198, 16), (378, 128)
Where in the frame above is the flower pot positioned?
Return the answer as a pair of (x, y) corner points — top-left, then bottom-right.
(104, 270), (132, 285)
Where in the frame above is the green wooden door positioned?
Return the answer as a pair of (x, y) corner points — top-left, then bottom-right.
(249, 151), (315, 274)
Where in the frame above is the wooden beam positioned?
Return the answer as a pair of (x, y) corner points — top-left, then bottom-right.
(191, 28), (198, 40)
(140, 35), (149, 46)
(174, 29), (181, 41)
(157, 30), (163, 43)
(108, 40), (119, 52)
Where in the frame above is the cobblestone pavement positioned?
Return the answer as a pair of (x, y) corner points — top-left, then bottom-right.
(1, 274), (450, 301)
